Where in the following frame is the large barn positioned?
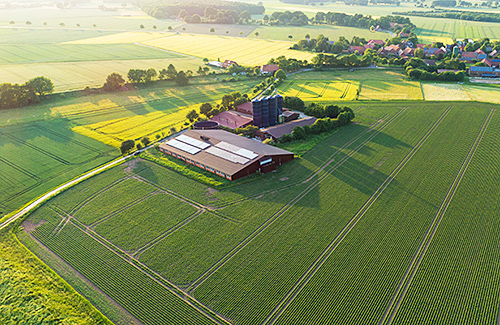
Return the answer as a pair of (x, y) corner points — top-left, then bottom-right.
(158, 130), (294, 180)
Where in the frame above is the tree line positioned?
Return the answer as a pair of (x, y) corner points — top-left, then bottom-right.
(0, 77), (54, 109)
(394, 9), (500, 23)
(136, 0), (264, 21)
(313, 12), (415, 31)
(404, 58), (465, 81)
(277, 100), (355, 143)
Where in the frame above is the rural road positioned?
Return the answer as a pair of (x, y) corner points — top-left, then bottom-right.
(0, 147), (150, 231)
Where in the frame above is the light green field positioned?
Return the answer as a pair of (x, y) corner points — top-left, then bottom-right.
(279, 80), (359, 101)
(140, 34), (316, 66)
(247, 25), (388, 41)
(421, 83), (471, 101)
(0, 43), (181, 65)
(0, 57), (208, 92)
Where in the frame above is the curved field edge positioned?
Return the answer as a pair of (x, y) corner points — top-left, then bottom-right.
(0, 230), (112, 325)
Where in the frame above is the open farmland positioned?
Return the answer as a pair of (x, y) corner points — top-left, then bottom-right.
(19, 100), (500, 324)
(421, 83), (471, 101)
(283, 69), (423, 101)
(140, 34), (316, 66)
(247, 25), (388, 41)
(279, 80), (358, 101)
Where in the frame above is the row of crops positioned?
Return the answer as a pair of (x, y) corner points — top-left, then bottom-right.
(191, 107), (446, 324)
(30, 214), (217, 325)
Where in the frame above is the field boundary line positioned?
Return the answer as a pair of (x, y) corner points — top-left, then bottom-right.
(69, 177), (130, 215)
(379, 108), (495, 325)
(63, 217), (232, 325)
(187, 108), (407, 293)
(263, 105), (454, 325)
(133, 210), (205, 257)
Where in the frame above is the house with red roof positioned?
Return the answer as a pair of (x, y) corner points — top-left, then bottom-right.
(402, 47), (414, 57)
(460, 51), (478, 61)
(367, 39), (385, 46)
(260, 64), (279, 74)
(235, 101), (253, 115)
(222, 60), (239, 68)
(349, 45), (368, 55)
(210, 110), (252, 129)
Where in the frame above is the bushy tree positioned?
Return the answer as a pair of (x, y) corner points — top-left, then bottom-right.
(175, 71), (189, 86)
(103, 73), (125, 91)
(25, 76), (54, 96)
(120, 140), (135, 154)
(186, 109), (199, 122)
(140, 136), (150, 146)
(200, 102), (213, 116)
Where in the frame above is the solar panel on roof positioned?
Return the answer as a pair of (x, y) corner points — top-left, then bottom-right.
(166, 139), (201, 155)
(176, 134), (210, 149)
(215, 142), (258, 160)
(206, 146), (250, 164)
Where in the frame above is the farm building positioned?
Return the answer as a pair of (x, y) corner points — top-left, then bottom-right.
(469, 66), (500, 78)
(210, 110), (253, 129)
(257, 117), (317, 141)
(261, 64), (279, 74)
(222, 60), (239, 68)
(236, 101), (253, 115)
(252, 94), (284, 128)
(158, 130), (294, 180)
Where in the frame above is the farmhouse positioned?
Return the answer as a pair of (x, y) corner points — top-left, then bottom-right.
(261, 64), (279, 74)
(469, 66), (500, 78)
(210, 110), (253, 129)
(158, 130), (294, 180)
(222, 60), (239, 68)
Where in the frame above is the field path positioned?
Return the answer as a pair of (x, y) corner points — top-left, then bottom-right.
(187, 108), (407, 293)
(263, 105), (454, 325)
(378, 108), (495, 325)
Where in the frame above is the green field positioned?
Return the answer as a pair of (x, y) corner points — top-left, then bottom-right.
(0, 78), (257, 218)
(279, 80), (359, 101)
(19, 99), (500, 324)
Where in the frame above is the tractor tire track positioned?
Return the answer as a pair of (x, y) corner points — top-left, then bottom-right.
(379, 108), (495, 325)
(187, 108), (407, 293)
(262, 105), (454, 325)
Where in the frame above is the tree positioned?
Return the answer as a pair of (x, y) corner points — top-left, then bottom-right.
(26, 21), (32, 25)
(288, 35), (293, 39)
(127, 69), (146, 84)
(153, 25), (157, 29)
(145, 68), (157, 83)
(166, 64), (177, 80)
(414, 48), (425, 58)
(292, 126), (307, 140)
(255, 32), (259, 37)
(140, 24), (145, 29)
(76, 23), (80, 27)
(190, 14), (201, 24)
(186, 109), (199, 122)
(283, 96), (305, 111)
(120, 140), (135, 154)
(200, 102), (213, 116)
(9, 21), (15, 25)
(25, 76), (54, 96)
(168, 26), (172, 30)
(103, 72), (125, 91)
(275, 69), (286, 80)
(210, 27), (215, 33)
(203, 58), (209, 63)
(59, 22), (65, 27)
(140, 136), (150, 146)
(175, 71), (189, 86)
(241, 11), (251, 21)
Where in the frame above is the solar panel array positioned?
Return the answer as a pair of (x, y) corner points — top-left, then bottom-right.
(165, 139), (201, 155)
(206, 146), (250, 165)
(176, 134), (210, 149)
(215, 142), (259, 160)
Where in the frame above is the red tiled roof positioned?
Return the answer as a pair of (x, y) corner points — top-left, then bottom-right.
(368, 39), (385, 45)
(236, 101), (253, 115)
(261, 64), (279, 73)
(350, 46), (367, 54)
(222, 60), (238, 68)
(475, 49), (486, 55)
(210, 110), (252, 129)
(461, 52), (477, 58)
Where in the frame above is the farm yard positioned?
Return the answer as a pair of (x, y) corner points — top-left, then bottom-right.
(19, 100), (500, 324)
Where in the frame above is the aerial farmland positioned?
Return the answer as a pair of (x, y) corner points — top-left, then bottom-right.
(1, 0), (500, 324)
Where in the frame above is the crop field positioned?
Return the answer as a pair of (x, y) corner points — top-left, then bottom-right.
(284, 70), (423, 101)
(421, 83), (471, 101)
(140, 34), (316, 66)
(0, 43), (179, 65)
(247, 25), (388, 42)
(279, 80), (358, 101)
(19, 100), (500, 324)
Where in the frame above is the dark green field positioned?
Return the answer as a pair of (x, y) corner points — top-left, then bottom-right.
(19, 100), (500, 324)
